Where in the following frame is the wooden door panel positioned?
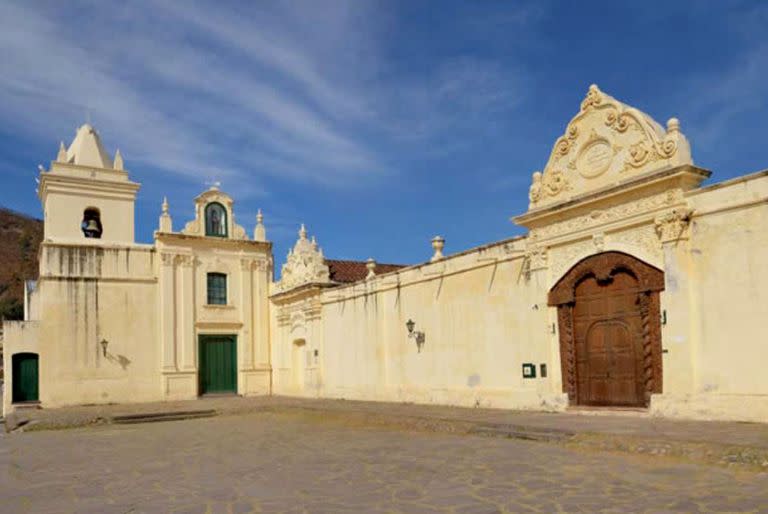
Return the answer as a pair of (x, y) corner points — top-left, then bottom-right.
(550, 252), (664, 408)
(573, 273), (644, 406)
(199, 336), (237, 395)
(12, 353), (39, 403)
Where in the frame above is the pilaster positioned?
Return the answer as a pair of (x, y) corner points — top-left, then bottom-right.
(253, 259), (270, 366)
(178, 255), (196, 371)
(655, 209), (697, 394)
(240, 259), (254, 370)
(160, 253), (177, 371)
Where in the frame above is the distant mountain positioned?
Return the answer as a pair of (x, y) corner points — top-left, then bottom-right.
(0, 208), (43, 321)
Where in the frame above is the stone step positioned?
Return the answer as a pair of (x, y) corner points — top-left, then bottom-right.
(112, 409), (217, 425)
(468, 423), (574, 442)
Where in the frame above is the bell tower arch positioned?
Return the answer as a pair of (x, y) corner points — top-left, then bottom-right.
(38, 124), (140, 244)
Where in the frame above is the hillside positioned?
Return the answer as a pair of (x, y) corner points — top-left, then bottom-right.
(0, 208), (43, 321)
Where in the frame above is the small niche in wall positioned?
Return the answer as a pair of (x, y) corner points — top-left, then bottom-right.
(540, 363), (547, 378)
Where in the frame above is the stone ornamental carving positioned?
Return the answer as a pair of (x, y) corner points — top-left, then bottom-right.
(160, 252), (176, 266)
(275, 225), (330, 292)
(529, 189), (685, 241)
(527, 85), (692, 209)
(524, 243), (548, 273)
(175, 254), (195, 267)
(592, 233), (605, 251)
(655, 208), (694, 243)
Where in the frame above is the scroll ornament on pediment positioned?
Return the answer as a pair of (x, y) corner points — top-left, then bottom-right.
(526, 84), (692, 210)
(182, 219), (199, 236)
(528, 169), (570, 205)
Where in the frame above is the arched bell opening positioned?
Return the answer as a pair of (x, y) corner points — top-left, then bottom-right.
(548, 251), (664, 407)
(81, 207), (103, 238)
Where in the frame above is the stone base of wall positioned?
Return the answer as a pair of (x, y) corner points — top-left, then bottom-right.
(241, 368), (271, 396)
(651, 393), (768, 423)
(162, 371), (198, 400)
(312, 386), (569, 412)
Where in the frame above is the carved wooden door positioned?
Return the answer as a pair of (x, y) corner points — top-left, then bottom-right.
(573, 271), (644, 406)
(550, 252), (664, 408)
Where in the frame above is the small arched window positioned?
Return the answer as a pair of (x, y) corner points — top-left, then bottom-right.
(81, 208), (102, 239)
(205, 203), (227, 237)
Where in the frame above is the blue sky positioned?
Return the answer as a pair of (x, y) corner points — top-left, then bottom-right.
(1, 1), (767, 267)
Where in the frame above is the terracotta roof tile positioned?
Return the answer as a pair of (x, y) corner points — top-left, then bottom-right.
(325, 259), (407, 284)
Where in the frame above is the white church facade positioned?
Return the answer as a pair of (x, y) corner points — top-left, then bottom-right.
(4, 86), (768, 422)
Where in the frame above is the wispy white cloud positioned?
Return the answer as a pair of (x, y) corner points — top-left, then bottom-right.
(0, 0), (532, 195)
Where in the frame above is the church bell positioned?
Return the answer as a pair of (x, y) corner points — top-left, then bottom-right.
(83, 218), (101, 238)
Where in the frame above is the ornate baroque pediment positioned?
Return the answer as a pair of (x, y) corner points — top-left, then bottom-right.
(180, 186), (248, 239)
(275, 225), (330, 293)
(527, 85), (692, 210)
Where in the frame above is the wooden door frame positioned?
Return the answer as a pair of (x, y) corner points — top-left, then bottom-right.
(198, 334), (238, 395)
(548, 251), (665, 406)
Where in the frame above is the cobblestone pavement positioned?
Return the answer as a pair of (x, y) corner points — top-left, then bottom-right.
(12, 396), (768, 452)
(1, 412), (767, 514)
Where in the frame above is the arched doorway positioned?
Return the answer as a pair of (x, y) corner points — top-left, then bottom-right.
(12, 353), (39, 403)
(549, 252), (664, 407)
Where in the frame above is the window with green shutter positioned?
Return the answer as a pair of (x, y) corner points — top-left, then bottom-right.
(207, 273), (227, 305)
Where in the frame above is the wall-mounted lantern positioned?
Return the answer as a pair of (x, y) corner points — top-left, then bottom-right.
(100, 339), (109, 357)
(405, 319), (426, 353)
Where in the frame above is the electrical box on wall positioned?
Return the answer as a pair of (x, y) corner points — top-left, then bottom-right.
(522, 363), (536, 379)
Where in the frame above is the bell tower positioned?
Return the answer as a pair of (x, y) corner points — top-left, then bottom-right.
(38, 124), (140, 243)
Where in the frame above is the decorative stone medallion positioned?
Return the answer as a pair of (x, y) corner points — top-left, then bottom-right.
(577, 137), (613, 178)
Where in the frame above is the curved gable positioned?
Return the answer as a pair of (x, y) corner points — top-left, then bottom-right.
(528, 85), (692, 210)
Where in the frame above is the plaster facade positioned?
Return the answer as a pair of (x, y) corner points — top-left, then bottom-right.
(3, 85), (767, 423)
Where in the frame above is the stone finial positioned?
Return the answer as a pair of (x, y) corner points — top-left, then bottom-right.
(56, 141), (68, 163)
(666, 117), (680, 133)
(431, 236), (445, 262)
(114, 149), (124, 170)
(299, 224), (307, 240)
(254, 209), (266, 242)
(159, 196), (172, 233)
(366, 258), (376, 279)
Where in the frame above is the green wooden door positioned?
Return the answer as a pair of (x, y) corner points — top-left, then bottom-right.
(199, 336), (237, 394)
(12, 353), (39, 403)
